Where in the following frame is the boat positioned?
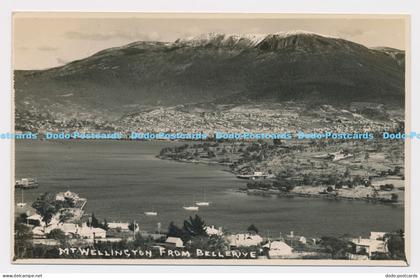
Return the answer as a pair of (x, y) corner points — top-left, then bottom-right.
(183, 206), (199, 211)
(195, 201), (210, 206)
(16, 189), (27, 208)
(195, 188), (211, 206)
(183, 195), (200, 211)
(15, 178), (39, 189)
(144, 211), (158, 216)
(236, 171), (267, 180)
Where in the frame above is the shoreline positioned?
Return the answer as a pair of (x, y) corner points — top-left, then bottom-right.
(157, 155), (403, 206)
(238, 187), (403, 206)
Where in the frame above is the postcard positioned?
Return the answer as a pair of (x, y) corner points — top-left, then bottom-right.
(12, 13), (410, 265)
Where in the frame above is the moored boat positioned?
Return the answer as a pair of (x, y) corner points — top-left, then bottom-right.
(195, 201), (210, 206)
(15, 178), (38, 189)
(183, 206), (199, 211)
(236, 171), (267, 180)
(16, 189), (27, 208)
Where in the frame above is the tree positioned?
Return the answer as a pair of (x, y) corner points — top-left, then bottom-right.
(102, 219), (109, 231)
(183, 215), (207, 238)
(168, 221), (185, 238)
(87, 213), (109, 230)
(247, 224), (259, 235)
(16, 213), (29, 224)
(59, 211), (74, 223)
(128, 221), (138, 232)
(391, 193), (399, 202)
(32, 193), (61, 225)
(87, 213), (101, 228)
(14, 223), (33, 259)
(343, 167), (350, 178)
(167, 221), (189, 242)
(131, 233), (154, 248)
(187, 235), (229, 254)
(326, 186), (334, 193)
(385, 231), (405, 260)
(63, 197), (76, 208)
(319, 236), (354, 259)
(46, 228), (67, 244)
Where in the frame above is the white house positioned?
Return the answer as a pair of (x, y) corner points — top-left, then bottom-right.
(77, 224), (106, 239)
(227, 233), (263, 247)
(351, 236), (388, 257)
(370, 232), (387, 241)
(44, 222), (106, 239)
(262, 241), (293, 257)
(165, 237), (184, 248)
(108, 222), (130, 231)
(56, 191), (80, 201)
(205, 225), (223, 236)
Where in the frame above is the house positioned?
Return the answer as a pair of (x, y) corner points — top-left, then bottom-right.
(26, 213), (45, 227)
(32, 226), (46, 238)
(77, 223), (107, 239)
(45, 223), (78, 236)
(351, 236), (388, 257)
(226, 233), (263, 247)
(347, 253), (369, 260)
(205, 225), (223, 236)
(108, 222), (130, 231)
(262, 241), (293, 257)
(165, 237), (184, 248)
(55, 191), (88, 209)
(32, 238), (59, 246)
(44, 222), (106, 239)
(286, 231), (307, 244)
(56, 191), (80, 201)
(370, 232), (387, 241)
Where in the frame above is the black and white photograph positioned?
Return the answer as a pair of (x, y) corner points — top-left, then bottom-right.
(11, 13), (409, 265)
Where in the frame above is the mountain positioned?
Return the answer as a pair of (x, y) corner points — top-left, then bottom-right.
(14, 31), (405, 121)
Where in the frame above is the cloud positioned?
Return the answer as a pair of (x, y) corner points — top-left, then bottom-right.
(64, 30), (162, 42)
(38, 46), (59, 51)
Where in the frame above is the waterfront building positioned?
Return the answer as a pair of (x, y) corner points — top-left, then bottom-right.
(108, 222), (130, 231)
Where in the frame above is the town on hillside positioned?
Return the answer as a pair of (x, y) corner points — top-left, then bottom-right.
(159, 137), (404, 205)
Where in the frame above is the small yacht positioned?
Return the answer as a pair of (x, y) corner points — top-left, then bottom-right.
(183, 206), (199, 211)
(195, 201), (210, 206)
(144, 211), (158, 216)
(195, 188), (211, 206)
(16, 190), (26, 208)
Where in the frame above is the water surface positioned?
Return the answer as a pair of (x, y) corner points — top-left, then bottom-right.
(15, 140), (404, 238)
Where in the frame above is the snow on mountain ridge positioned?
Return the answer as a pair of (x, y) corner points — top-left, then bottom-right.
(175, 30), (341, 48)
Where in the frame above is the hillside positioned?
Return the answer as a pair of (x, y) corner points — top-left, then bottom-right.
(14, 31), (405, 124)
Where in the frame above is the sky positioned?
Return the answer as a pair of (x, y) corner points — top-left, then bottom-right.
(13, 13), (408, 70)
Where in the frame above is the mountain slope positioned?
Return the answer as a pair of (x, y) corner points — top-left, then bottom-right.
(14, 31), (405, 120)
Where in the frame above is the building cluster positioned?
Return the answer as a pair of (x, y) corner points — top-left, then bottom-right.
(20, 191), (394, 260)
